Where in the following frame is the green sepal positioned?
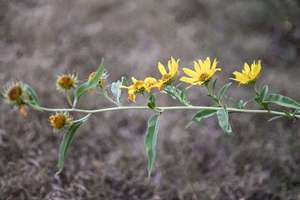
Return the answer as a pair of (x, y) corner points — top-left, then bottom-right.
(23, 84), (40, 106)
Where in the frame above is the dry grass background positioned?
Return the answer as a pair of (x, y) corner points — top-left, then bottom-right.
(1, 0), (300, 199)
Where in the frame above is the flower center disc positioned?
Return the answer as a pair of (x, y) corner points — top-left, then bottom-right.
(8, 86), (22, 101)
(199, 73), (209, 81)
(58, 76), (74, 89)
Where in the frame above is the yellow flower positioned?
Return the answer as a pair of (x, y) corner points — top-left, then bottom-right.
(156, 57), (179, 90)
(56, 74), (78, 92)
(49, 112), (72, 130)
(180, 57), (221, 87)
(125, 77), (145, 102)
(231, 60), (262, 85)
(144, 77), (158, 93)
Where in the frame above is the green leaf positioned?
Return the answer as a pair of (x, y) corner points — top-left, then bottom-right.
(260, 85), (269, 101)
(185, 109), (217, 128)
(73, 60), (104, 106)
(237, 99), (248, 109)
(268, 116), (283, 122)
(164, 85), (191, 106)
(265, 94), (300, 110)
(217, 82), (232, 101)
(217, 108), (232, 134)
(56, 114), (90, 174)
(144, 114), (160, 177)
(111, 77), (124, 104)
(147, 94), (156, 110)
(192, 109), (217, 123)
(23, 84), (40, 107)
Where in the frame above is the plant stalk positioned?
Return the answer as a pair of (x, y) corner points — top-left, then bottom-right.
(32, 105), (300, 119)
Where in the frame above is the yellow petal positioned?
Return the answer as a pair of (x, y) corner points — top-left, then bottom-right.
(182, 68), (199, 78)
(158, 62), (167, 75)
(211, 58), (218, 71)
(243, 63), (251, 74)
(180, 76), (196, 84)
(204, 57), (211, 73)
(252, 60), (261, 77)
(193, 61), (201, 73)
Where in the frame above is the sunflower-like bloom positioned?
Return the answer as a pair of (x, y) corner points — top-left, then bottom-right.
(2, 81), (28, 116)
(231, 60), (262, 85)
(2, 81), (24, 104)
(180, 57), (221, 87)
(49, 112), (73, 130)
(56, 74), (78, 92)
(156, 57), (179, 91)
(144, 77), (158, 93)
(125, 77), (145, 102)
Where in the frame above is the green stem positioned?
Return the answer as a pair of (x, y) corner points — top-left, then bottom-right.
(33, 105), (300, 118)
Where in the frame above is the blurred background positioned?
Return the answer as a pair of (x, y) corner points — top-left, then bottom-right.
(1, 0), (300, 199)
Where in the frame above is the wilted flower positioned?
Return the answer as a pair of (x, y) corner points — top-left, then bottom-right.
(56, 74), (78, 92)
(2, 81), (24, 104)
(122, 77), (145, 102)
(231, 60), (262, 85)
(49, 112), (73, 130)
(88, 71), (108, 89)
(144, 77), (158, 93)
(180, 57), (221, 87)
(2, 81), (29, 117)
(156, 57), (179, 90)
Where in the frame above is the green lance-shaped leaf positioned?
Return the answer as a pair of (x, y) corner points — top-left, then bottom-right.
(73, 60), (104, 106)
(23, 84), (40, 107)
(265, 94), (300, 110)
(217, 108), (232, 134)
(217, 82), (232, 101)
(186, 109), (217, 128)
(192, 109), (217, 123)
(164, 85), (191, 106)
(259, 85), (269, 101)
(57, 114), (90, 174)
(144, 114), (160, 177)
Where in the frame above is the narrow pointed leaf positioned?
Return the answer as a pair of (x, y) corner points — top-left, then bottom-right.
(57, 115), (90, 174)
(217, 108), (232, 134)
(266, 94), (300, 110)
(192, 109), (217, 123)
(164, 85), (191, 106)
(260, 85), (269, 101)
(217, 82), (232, 100)
(268, 116), (283, 122)
(144, 114), (160, 177)
(73, 60), (104, 106)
